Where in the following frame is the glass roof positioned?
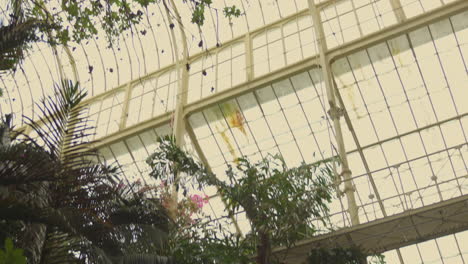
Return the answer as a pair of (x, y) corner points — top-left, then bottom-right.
(1, 0), (468, 262)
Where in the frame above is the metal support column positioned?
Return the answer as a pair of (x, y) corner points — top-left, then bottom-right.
(389, 0), (407, 23)
(245, 33), (254, 81)
(308, 1), (360, 226)
(119, 83), (133, 130)
(165, 0), (190, 220)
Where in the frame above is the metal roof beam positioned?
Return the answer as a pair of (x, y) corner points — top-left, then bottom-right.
(327, 0), (468, 61)
(90, 0), (468, 150)
(308, 0), (360, 226)
(272, 194), (468, 263)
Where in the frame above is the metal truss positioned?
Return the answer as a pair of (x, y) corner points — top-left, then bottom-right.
(272, 194), (468, 263)
(22, 0), (466, 262)
(90, 0), (468, 150)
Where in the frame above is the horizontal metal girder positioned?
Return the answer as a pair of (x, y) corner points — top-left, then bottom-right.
(91, 0), (468, 149)
(272, 194), (468, 264)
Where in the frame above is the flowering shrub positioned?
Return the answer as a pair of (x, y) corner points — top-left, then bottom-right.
(190, 194), (209, 209)
(118, 178), (209, 228)
(143, 136), (386, 264)
(175, 193), (209, 226)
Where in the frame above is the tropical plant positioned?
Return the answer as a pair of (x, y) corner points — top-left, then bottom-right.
(200, 155), (334, 264)
(146, 136), (251, 263)
(0, 238), (27, 264)
(170, 217), (252, 264)
(147, 137), (341, 264)
(0, 80), (172, 263)
(0, 0), (48, 73)
(146, 137), (388, 264)
(308, 247), (386, 264)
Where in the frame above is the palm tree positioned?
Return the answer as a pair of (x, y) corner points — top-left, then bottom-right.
(0, 80), (173, 263)
(0, 0), (47, 72)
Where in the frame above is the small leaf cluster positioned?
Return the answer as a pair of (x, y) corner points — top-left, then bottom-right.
(307, 247), (386, 264)
(223, 5), (241, 19)
(26, 0), (159, 45)
(45, 0), (155, 44)
(0, 238), (26, 264)
(189, 0), (241, 26)
(191, 0), (212, 26)
(146, 135), (210, 192)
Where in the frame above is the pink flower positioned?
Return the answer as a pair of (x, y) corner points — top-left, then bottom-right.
(190, 194), (207, 208)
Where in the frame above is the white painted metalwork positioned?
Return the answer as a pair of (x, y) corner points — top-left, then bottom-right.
(2, 0), (468, 262)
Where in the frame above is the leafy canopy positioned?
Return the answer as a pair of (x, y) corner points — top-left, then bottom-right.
(0, 80), (171, 264)
(201, 155), (334, 248)
(12, 0), (241, 45)
(308, 247), (386, 264)
(146, 137), (338, 263)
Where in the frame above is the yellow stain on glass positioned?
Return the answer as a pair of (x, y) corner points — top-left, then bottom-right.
(219, 102), (247, 136)
(389, 42), (405, 68)
(219, 128), (239, 164)
(209, 102), (249, 164)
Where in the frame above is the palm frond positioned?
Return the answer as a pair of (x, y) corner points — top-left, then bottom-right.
(8, 0), (25, 24)
(0, 143), (57, 185)
(0, 0), (49, 72)
(0, 19), (45, 72)
(23, 79), (88, 163)
(1, 81), (172, 263)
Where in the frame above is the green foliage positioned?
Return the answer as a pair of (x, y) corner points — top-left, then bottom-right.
(370, 254), (386, 264)
(223, 5), (242, 19)
(146, 136), (253, 263)
(191, 4), (206, 25)
(146, 138), (386, 264)
(200, 155), (334, 249)
(0, 0), (54, 73)
(0, 80), (171, 263)
(146, 135), (210, 192)
(170, 218), (253, 264)
(8, 0), (242, 47)
(0, 238), (27, 264)
(0, 0), (242, 73)
(0, 18), (49, 72)
(307, 247), (386, 264)
(40, 0), (149, 44)
(190, 1), (241, 26)
(190, 0), (210, 26)
(147, 137), (339, 263)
